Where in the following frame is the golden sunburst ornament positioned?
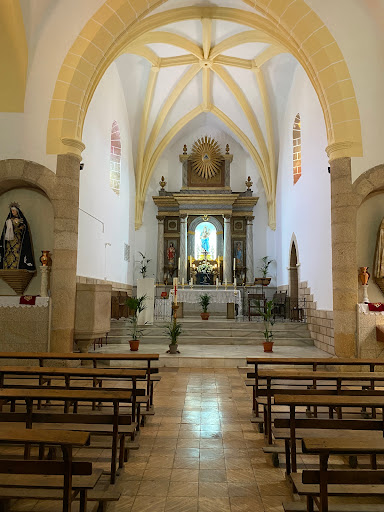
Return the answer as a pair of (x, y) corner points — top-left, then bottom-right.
(190, 136), (222, 179)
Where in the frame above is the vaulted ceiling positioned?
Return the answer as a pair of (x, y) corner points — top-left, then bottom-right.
(114, 2), (302, 229)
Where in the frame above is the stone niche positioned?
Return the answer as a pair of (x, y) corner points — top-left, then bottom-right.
(74, 283), (112, 352)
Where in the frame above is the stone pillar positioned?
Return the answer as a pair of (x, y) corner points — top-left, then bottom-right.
(50, 151), (82, 354)
(330, 156), (358, 358)
(179, 215), (187, 282)
(246, 216), (254, 284)
(223, 215), (232, 283)
(156, 216), (165, 284)
(40, 266), (51, 297)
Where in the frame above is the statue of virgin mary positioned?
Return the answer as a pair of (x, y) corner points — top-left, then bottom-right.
(0, 203), (36, 272)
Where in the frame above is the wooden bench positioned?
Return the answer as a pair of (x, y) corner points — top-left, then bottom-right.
(0, 366), (147, 422)
(274, 394), (384, 473)
(0, 388), (132, 484)
(258, 369), (384, 443)
(0, 427), (98, 512)
(246, 357), (384, 417)
(0, 352), (160, 409)
(286, 437), (384, 512)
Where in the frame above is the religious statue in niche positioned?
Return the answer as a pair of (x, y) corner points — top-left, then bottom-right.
(200, 226), (211, 255)
(374, 217), (384, 294)
(167, 242), (176, 267)
(0, 203), (36, 294)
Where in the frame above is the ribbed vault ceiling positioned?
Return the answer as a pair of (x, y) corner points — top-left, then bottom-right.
(114, 4), (300, 229)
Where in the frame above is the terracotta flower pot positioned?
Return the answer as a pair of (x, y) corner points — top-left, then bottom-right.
(254, 277), (271, 286)
(201, 312), (210, 320)
(129, 340), (140, 351)
(263, 341), (274, 352)
(168, 343), (178, 354)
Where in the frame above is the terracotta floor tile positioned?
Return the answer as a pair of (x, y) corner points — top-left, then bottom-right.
(131, 496), (166, 512)
(171, 468), (199, 481)
(137, 480), (170, 497)
(229, 496), (265, 512)
(173, 457), (200, 469)
(198, 497), (231, 512)
(168, 481), (199, 497)
(198, 469), (227, 482)
(165, 497), (198, 512)
(198, 482), (229, 498)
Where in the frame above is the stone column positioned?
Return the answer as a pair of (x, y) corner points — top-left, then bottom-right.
(330, 156), (358, 358)
(179, 215), (187, 282)
(223, 215), (232, 283)
(50, 150), (82, 354)
(40, 266), (51, 297)
(156, 216), (165, 284)
(246, 216), (254, 284)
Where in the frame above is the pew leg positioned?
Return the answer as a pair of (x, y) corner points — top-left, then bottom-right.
(371, 453), (377, 470)
(119, 434), (126, 468)
(79, 489), (87, 512)
(306, 496), (314, 512)
(38, 443), (45, 460)
(285, 439), (291, 475)
(348, 455), (358, 468)
(0, 499), (11, 512)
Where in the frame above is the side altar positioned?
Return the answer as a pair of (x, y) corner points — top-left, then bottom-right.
(153, 137), (258, 288)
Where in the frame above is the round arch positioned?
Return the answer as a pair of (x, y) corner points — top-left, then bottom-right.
(47, 2), (362, 162)
(188, 215), (224, 262)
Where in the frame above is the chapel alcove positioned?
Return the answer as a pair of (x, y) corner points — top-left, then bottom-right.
(356, 191), (384, 303)
(0, 187), (54, 296)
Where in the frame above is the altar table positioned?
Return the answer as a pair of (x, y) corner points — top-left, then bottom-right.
(169, 288), (242, 317)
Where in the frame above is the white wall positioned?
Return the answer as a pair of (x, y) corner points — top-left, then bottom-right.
(135, 114), (274, 283)
(78, 63), (135, 286)
(276, 65), (332, 310)
(0, 188), (54, 295)
(357, 193), (384, 303)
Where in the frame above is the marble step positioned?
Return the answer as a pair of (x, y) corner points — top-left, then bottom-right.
(110, 327), (311, 339)
(111, 320), (309, 331)
(106, 334), (314, 346)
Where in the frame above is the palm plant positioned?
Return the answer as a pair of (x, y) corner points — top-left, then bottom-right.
(199, 293), (211, 313)
(256, 299), (275, 342)
(126, 295), (147, 340)
(258, 256), (274, 278)
(165, 321), (182, 345)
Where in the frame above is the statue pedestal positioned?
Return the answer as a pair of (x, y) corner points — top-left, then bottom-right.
(40, 266), (51, 297)
(74, 283), (112, 353)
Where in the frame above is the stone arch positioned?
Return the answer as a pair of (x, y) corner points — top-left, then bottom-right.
(353, 164), (384, 206)
(47, 2), (362, 162)
(0, 157), (81, 354)
(188, 215), (224, 262)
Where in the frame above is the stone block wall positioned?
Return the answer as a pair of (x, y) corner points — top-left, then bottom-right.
(357, 310), (384, 359)
(76, 276), (132, 294)
(278, 281), (335, 354)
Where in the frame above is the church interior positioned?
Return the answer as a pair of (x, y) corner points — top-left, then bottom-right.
(0, 0), (384, 510)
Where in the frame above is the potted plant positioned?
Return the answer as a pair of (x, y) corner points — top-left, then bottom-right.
(254, 256), (274, 286)
(199, 293), (211, 320)
(256, 299), (275, 352)
(125, 295), (147, 351)
(165, 321), (182, 354)
(138, 252), (151, 278)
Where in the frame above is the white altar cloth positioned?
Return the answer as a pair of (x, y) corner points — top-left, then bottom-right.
(358, 303), (384, 315)
(0, 296), (49, 308)
(170, 288), (242, 316)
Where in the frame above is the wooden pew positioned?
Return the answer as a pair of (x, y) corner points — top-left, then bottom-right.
(286, 437), (384, 512)
(258, 369), (384, 444)
(0, 352), (160, 409)
(0, 388), (132, 484)
(274, 394), (384, 473)
(0, 427), (98, 512)
(246, 357), (384, 417)
(0, 366), (147, 422)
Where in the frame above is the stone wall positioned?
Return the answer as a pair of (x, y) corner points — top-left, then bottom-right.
(278, 281), (335, 354)
(357, 310), (384, 359)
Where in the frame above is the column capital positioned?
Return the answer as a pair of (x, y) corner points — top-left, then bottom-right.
(179, 214), (188, 220)
(156, 216), (165, 222)
(60, 137), (85, 159)
(246, 216), (255, 223)
(223, 214), (232, 221)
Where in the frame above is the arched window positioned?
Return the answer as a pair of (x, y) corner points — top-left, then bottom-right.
(293, 113), (301, 184)
(110, 120), (121, 195)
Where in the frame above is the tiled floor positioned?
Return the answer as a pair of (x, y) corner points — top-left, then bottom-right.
(10, 368), (293, 511)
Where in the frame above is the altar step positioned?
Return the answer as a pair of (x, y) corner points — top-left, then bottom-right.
(108, 319), (314, 347)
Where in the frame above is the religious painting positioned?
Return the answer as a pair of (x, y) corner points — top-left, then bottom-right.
(194, 221), (217, 260)
(166, 239), (177, 268)
(233, 240), (244, 268)
(166, 218), (178, 232)
(233, 219), (245, 233)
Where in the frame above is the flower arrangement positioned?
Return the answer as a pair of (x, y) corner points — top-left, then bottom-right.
(138, 252), (151, 278)
(197, 261), (213, 274)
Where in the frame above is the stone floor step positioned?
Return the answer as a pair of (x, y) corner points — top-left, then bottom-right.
(106, 335), (314, 346)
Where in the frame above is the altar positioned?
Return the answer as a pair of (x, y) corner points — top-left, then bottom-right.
(169, 287), (242, 318)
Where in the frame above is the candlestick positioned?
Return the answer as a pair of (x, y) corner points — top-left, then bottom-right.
(234, 277), (237, 287)
(178, 257), (181, 269)
(233, 257), (236, 269)
(174, 284), (177, 305)
(182, 278), (184, 286)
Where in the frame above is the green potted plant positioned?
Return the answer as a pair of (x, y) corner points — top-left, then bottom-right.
(199, 293), (211, 320)
(138, 252), (151, 278)
(125, 295), (147, 351)
(254, 256), (274, 286)
(256, 299), (275, 352)
(165, 321), (182, 354)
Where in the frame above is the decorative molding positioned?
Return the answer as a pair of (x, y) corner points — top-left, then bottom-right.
(325, 141), (354, 161)
(60, 137), (85, 158)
